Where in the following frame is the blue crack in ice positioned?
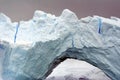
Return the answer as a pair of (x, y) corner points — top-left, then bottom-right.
(98, 18), (102, 34)
(14, 22), (20, 43)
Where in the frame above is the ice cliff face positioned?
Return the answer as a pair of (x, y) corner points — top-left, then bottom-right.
(0, 9), (120, 80)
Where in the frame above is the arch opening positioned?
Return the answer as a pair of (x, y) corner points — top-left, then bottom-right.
(46, 58), (111, 80)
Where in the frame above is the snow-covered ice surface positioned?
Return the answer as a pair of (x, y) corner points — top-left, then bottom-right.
(0, 9), (120, 80)
(46, 59), (111, 80)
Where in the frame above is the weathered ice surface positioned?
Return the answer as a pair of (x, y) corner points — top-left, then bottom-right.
(0, 9), (120, 80)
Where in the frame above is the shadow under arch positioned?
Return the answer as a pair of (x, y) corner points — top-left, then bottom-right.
(39, 47), (113, 80)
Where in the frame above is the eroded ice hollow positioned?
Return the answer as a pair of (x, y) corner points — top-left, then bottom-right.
(0, 9), (120, 80)
(46, 59), (111, 80)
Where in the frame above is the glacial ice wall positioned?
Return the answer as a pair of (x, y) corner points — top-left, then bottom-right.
(0, 9), (120, 80)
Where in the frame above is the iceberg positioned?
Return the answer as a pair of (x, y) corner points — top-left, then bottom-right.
(0, 9), (120, 80)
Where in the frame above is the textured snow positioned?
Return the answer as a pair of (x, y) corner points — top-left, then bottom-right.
(0, 9), (120, 80)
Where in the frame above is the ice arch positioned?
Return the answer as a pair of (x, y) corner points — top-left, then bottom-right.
(0, 9), (120, 80)
(42, 47), (114, 80)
